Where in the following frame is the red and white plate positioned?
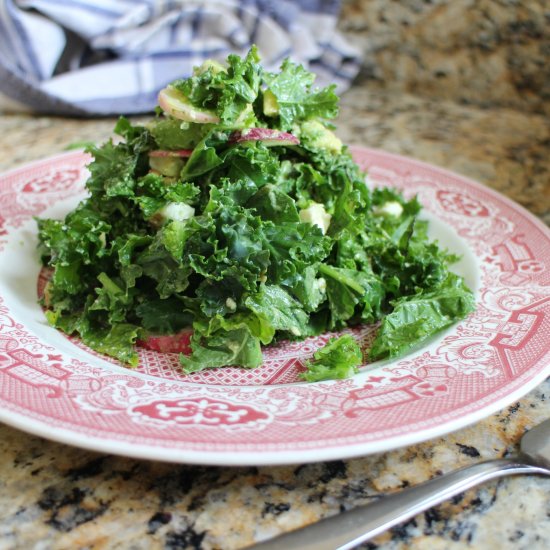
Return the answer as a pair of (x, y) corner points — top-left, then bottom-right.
(0, 148), (549, 465)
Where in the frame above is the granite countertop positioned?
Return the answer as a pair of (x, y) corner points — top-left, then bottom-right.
(0, 84), (549, 550)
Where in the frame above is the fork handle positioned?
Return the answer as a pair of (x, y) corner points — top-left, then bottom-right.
(247, 458), (547, 550)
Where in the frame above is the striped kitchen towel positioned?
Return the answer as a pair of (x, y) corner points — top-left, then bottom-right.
(0, 0), (361, 116)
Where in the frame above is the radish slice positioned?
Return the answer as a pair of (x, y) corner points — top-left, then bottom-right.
(158, 87), (220, 124)
(137, 328), (193, 354)
(149, 149), (193, 158)
(229, 128), (299, 146)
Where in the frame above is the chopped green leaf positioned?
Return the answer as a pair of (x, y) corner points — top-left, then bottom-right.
(264, 59), (339, 129)
(302, 334), (363, 382)
(370, 274), (476, 360)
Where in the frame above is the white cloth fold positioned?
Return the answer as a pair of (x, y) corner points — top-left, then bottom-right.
(0, 0), (361, 116)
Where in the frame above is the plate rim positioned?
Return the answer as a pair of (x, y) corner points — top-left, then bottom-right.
(0, 360), (548, 466)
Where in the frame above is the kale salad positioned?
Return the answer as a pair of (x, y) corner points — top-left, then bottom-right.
(37, 48), (475, 382)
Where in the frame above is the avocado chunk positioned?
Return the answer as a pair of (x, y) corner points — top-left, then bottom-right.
(263, 89), (279, 117)
(300, 120), (342, 154)
(149, 156), (185, 177)
(148, 118), (211, 150)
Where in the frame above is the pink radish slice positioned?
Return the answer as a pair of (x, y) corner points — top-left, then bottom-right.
(158, 87), (220, 124)
(229, 128), (300, 146)
(149, 149), (193, 158)
(137, 328), (193, 354)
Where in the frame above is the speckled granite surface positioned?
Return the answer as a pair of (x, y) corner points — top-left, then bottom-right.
(0, 85), (549, 548)
(341, 0), (550, 116)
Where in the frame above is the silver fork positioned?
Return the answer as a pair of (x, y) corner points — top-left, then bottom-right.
(248, 417), (550, 550)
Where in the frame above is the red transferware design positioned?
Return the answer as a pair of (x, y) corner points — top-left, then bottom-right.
(436, 190), (490, 218)
(0, 147), (548, 465)
(130, 397), (271, 427)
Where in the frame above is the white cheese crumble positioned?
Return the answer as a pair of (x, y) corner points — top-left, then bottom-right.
(158, 202), (195, 222)
(315, 277), (327, 291)
(375, 201), (403, 218)
(299, 202), (331, 234)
